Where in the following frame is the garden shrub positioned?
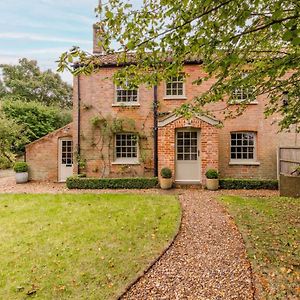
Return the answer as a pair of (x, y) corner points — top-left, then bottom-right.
(66, 176), (159, 189)
(205, 169), (219, 179)
(13, 162), (28, 173)
(160, 167), (172, 178)
(219, 178), (278, 190)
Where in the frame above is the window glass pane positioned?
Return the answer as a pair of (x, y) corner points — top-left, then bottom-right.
(184, 154), (190, 160)
(191, 154), (197, 160)
(177, 154), (183, 160)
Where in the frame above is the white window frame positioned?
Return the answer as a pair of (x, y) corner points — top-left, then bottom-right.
(232, 87), (255, 102)
(113, 133), (139, 164)
(114, 82), (139, 106)
(231, 73), (257, 104)
(229, 132), (260, 165)
(164, 75), (186, 99)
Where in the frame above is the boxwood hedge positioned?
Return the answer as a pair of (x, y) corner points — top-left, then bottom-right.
(66, 176), (159, 189)
(219, 178), (278, 190)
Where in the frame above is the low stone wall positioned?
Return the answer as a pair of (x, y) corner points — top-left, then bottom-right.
(279, 174), (300, 198)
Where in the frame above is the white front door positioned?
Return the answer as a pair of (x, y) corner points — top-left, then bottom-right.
(175, 130), (201, 184)
(59, 138), (73, 182)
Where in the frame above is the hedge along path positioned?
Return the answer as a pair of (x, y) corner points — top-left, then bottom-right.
(121, 190), (255, 300)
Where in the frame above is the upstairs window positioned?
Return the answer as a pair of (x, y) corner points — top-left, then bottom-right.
(231, 73), (255, 102)
(232, 87), (254, 102)
(230, 132), (256, 161)
(166, 75), (185, 97)
(116, 82), (138, 103)
(115, 133), (138, 162)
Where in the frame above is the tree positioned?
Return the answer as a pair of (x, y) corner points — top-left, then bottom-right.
(1, 58), (72, 108)
(0, 113), (27, 168)
(58, 0), (300, 131)
(1, 100), (72, 152)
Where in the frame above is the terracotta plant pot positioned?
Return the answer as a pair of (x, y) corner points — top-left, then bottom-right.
(160, 178), (173, 189)
(206, 178), (219, 191)
(15, 172), (29, 184)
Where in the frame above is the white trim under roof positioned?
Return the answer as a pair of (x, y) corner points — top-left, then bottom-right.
(158, 113), (219, 127)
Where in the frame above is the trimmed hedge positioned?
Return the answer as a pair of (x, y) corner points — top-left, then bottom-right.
(219, 178), (278, 190)
(66, 176), (159, 189)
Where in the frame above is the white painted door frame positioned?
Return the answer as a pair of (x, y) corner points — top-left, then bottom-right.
(58, 138), (73, 182)
(175, 129), (201, 184)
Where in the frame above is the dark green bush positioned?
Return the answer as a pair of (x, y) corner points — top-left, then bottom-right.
(219, 178), (278, 190)
(205, 169), (219, 179)
(13, 162), (28, 173)
(66, 177), (159, 189)
(160, 167), (172, 178)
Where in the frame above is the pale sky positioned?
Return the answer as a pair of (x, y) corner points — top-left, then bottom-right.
(0, 0), (101, 84)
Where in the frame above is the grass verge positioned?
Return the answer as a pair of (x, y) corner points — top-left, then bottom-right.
(219, 195), (299, 299)
(0, 193), (180, 299)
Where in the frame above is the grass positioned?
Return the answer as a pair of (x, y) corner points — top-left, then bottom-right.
(0, 193), (180, 299)
(219, 195), (299, 299)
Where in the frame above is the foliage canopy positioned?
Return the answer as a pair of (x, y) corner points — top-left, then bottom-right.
(59, 0), (299, 131)
(1, 58), (72, 108)
(0, 113), (27, 168)
(1, 100), (72, 151)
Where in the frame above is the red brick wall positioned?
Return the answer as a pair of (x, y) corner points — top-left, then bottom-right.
(25, 124), (73, 181)
(72, 64), (299, 181)
(24, 63), (299, 182)
(73, 69), (154, 178)
(158, 117), (218, 185)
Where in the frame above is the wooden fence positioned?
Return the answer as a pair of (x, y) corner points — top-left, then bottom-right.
(277, 147), (300, 178)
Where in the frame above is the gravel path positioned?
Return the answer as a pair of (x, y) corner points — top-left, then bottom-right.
(122, 190), (255, 300)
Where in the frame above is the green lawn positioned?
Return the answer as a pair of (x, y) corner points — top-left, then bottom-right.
(0, 194), (180, 299)
(219, 195), (299, 299)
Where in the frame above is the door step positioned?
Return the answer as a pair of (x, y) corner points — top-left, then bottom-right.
(174, 183), (203, 189)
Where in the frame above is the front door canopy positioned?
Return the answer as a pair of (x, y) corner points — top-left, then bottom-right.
(158, 113), (219, 128)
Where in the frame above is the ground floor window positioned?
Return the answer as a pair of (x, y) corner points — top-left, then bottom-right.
(230, 132), (256, 161)
(115, 133), (138, 163)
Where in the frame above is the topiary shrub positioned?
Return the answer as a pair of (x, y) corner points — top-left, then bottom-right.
(160, 167), (172, 179)
(66, 177), (159, 189)
(219, 178), (278, 190)
(13, 162), (28, 173)
(205, 169), (219, 179)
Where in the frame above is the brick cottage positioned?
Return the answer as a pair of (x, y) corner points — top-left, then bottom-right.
(25, 26), (300, 185)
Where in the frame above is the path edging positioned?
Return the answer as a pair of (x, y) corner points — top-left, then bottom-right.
(117, 197), (183, 300)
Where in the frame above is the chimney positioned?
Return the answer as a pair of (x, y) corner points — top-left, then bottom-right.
(93, 24), (105, 55)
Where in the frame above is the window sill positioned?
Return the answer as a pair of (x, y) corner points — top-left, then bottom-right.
(112, 103), (140, 107)
(230, 100), (258, 105)
(112, 160), (140, 165)
(229, 161), (260, 166)
(163, 96), (187, 100)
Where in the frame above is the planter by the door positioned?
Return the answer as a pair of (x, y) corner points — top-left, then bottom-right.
(14, 162), (29, 184)
(206, 178), (219, 191)
(160, 178), (173, 189)
(15, 172), (29, 184)
(160, 167), (173, 190)
(205, 169), (219, 191)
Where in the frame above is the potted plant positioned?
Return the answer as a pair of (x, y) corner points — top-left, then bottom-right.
(14, 162), (29, 184)
(205, 168), (219, 190)
(160, 167), (173, 189)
